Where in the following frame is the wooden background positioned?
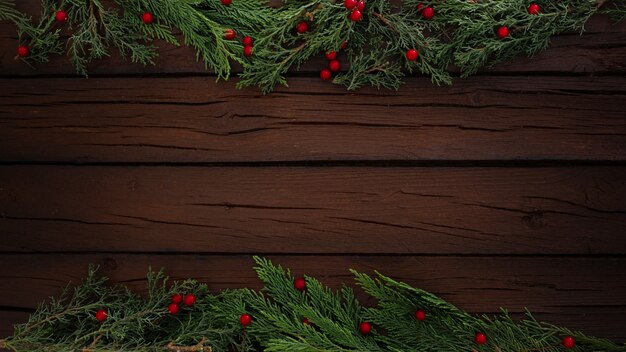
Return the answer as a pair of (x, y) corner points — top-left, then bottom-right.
(1, 1), (626, 343)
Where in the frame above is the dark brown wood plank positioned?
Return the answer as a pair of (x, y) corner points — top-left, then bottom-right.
(0, 3), (625, 75)
(0, 254), (625, 341)
(1, 166), (625, 254)
(1, 76), (626, 162)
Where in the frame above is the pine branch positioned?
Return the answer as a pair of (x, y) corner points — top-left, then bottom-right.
(2, 258), (626, 351)
(0, 0), (624, 90)
(165, 337), (212, 352)
(601, 0), (626, 22)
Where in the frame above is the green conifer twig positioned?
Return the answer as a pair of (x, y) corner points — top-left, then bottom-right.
(2, 257), (625, 351)
(0, 0), (624, 91)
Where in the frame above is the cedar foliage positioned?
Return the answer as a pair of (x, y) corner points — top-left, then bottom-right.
(0, 0), (624, 90)
(0, 0), (626, 93)
(1, 257), (624, 351)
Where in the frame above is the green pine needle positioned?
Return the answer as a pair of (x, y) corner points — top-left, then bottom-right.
(0, 0), (623, 89)
(2, 258), (625, 351)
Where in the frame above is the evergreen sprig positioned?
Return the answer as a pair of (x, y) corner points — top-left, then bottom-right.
(1, 257), (625, 351)
(1, 0), (624, 91)
(602, 0), (626, 22)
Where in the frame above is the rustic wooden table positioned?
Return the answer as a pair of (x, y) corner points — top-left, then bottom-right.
(1, 1), (625, 343)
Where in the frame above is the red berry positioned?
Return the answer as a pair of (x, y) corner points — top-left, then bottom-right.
(344, 0), (358, 10)
(359, 322), (372, 335)
(294, 277), (307, 291)
(340, 41), (348, 49)
(243, 45), (253, 57)
(562, 336), (575, 349)
(497, 26), (510, 39)
(415, 309), (426, 321)
(528, 3), (541, 15)
(303, 318), (313, 325)
(240, 313), (252, 326)
(296, 21), (308, 34)
(171, 293), (183, 304)
(142, 12), (153, 24)
(225, 29), (236, 40)
(349, 10), (362, 22)
(475, 332), (487, 345)
(168, 303), (179, 314)
(328, 59), (341, 72)
(356, 0), (365, 11)
(221, 0), (232, 5)
(17, 45), (29, 58)
(242, 36), (253, 46)
(320, 68), (332, 81)
(415, 3), (425, 12)
(422, 6), (434, 20)
(325, 51), (337, 60)
(55, 10), (68, 22)
(184, 294), (196, 306)
(405, 49), (418, 61)
(95, 309), (108, 322)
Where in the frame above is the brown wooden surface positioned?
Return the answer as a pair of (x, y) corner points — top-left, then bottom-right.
(1, 3), (625, 345)
(1, 76), (626, 162)
(1, 166), (625, 254)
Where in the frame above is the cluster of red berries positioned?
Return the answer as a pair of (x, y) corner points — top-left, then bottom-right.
(415, 3), (435, 20)
(319, 42), (347, 81)
(222, 29), (254, 57)
(242, 36), (254, 57)
(344, 0), (365, 22)
(168, 293), (197, 314)
(497, 3), (541, 39)
(320, 51), (341, 80)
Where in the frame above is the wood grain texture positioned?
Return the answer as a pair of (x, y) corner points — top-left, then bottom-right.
(1, 6), (625, 76)
(1, 76), (626, 162)
(1, 166), (625, 254)
(0, 254), (625, 340)
(1, 1), (625, 344)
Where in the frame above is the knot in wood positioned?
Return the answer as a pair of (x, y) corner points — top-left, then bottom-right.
(470, 90), (482, 106)
(522, 211), (546, 229)
(101, 257), (118, 271)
